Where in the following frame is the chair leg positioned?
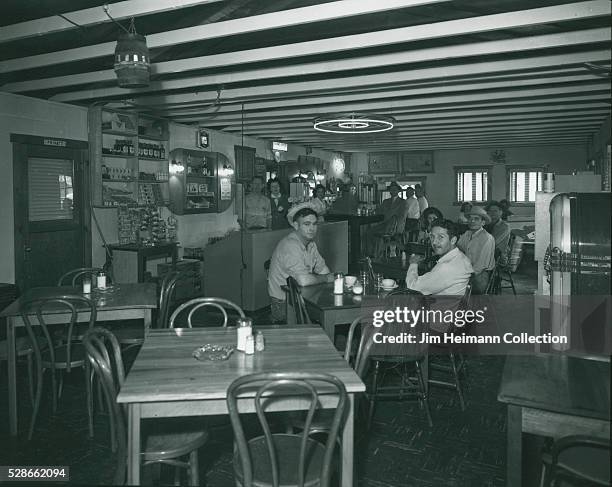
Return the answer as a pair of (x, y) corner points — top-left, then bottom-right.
(85, 364), (93, 438)
(26, 353), (35, 407)
(507, 271), (516, 295)
(188, 450), (199, 487)
(368, 360), (381, 429)
(28, 363), (44, 441)
(415, 360), (433, 427)
(50, 368), (58, 413)
(449, 353), (466, 411)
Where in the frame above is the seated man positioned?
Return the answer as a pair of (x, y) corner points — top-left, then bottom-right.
(456, 206), (495, 293)
(485, 200), (511, 264)
(267, 204), (334, 322)
(405, 219), (473, 296)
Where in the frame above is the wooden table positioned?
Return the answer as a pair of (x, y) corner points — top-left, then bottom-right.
(0, 282), (157, 436)
(497, 354), (610, 486)
(117, 326), (365, 486)
(288, 282), (371, 339)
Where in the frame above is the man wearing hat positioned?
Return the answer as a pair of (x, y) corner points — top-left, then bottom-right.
(267, 203), (334, 322)
(456, 206), (495, 293)
(485, 200), (511, 264)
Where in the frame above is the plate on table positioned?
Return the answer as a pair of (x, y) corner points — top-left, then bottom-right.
(379, 283), (399, 291)
(193, 344), (235, 361)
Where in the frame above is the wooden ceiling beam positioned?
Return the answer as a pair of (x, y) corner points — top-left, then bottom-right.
(0, 0), (226, 44)
(0, 0), (451, 73)
(48, 26), (610, 101)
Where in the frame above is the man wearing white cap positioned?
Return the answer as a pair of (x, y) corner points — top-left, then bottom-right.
(456, 206), (495, 293)
(267, 203), (334, 322)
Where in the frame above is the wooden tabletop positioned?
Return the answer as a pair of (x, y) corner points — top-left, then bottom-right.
(325, 214), (384, 224)
(0, 282), (157, 317)
(298, 282), (402, 311)
(498, 354), (610, 420)
(117, 325), (365, 404)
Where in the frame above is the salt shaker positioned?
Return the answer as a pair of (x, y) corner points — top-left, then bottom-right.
(96, 271), (107, 289)
(255, 331), (265, 352)
(245, 335), (255, 355)
(236, 317), (252, 352)
(333, 272), (344, 294)
(82, 278), (91, 294)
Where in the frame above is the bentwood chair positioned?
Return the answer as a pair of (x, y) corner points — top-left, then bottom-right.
(227, 371), (347, 487)
(169, 297), (245, 328)
(366, 298), (432, 428)
(83, 327), (209, 486)
(427, 277), (474, 411)
(540, 435), (611, 487)
(57, 267), (109, 287)
(286, 276), (312, 324)
(20, 294), (96, 440)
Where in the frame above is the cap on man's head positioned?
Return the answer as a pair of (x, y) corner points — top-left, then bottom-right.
(387, 181), (401, 191)
(467, 206), (491, 224)
(286, 202), (318, 224)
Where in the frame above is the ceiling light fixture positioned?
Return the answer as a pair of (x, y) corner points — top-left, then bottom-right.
(104, 5), (150, 88)
(313, 113), (395, 134)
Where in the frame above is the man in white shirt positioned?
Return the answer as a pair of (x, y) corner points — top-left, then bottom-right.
(405, 186), (420, 241)
(415, 184), (429, 213)
(405, 219), (473, 296)
(456, 206), (495, 293)
(244, 176), (271, 229)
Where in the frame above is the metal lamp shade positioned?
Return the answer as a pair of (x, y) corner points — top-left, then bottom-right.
(114, 32), (150, 88)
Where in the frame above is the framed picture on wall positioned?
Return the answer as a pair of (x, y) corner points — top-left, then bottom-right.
(368, 152), (399, 173)
(401, 151), (434, 173)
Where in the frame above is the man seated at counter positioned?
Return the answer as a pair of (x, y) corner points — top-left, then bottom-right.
(268, 178), (290, 230)
(405, 219), (473, 297)
(329, 183), (359, 215)
(456, 206), (495, 293)
(267, 203), (334, 322)
(244, 176), (272, 229)
(310, 184), (328, 221)
(485, 200), (511, 263)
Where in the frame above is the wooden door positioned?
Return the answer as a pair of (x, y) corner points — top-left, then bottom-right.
(12, 135), (91, 291)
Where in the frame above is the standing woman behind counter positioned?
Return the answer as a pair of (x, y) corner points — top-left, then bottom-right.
(244, 176), (272, 229)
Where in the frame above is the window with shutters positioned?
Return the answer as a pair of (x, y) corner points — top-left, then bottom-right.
(507, 167), (543, 203)
(455, 166), (491, 203)
(28, 157), (75, 221)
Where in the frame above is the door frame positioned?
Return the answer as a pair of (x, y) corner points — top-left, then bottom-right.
(11, 134), (91, 291)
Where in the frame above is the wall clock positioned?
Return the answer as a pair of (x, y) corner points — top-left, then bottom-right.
(332, 157), (345, 173)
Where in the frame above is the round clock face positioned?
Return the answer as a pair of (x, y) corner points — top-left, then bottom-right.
(274, 150), (281, 163)
(332, 157), (345, 173)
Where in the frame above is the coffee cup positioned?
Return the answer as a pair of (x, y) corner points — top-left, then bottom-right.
(344, 275), (357, 287)
(382, 278), (395, 289)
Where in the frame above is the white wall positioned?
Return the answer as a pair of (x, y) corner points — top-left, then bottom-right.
(0, 92), (88, 283)
(349, 145), (588, 222)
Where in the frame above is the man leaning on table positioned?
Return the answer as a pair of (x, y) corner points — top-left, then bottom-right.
(268, 203), (334, 322)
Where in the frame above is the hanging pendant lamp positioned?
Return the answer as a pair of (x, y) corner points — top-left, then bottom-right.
(114, 18), (150, 88)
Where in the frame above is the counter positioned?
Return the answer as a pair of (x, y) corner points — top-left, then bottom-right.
(203, 221), (348, 311)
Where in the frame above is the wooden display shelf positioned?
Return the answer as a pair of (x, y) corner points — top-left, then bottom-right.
(103, 129), (137, 137)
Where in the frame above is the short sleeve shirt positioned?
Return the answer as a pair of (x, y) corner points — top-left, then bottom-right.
(268, 232), (330, 300)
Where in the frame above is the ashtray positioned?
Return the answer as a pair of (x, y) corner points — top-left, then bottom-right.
(193, 344), (235, 361)
(94, 285), (118, 294)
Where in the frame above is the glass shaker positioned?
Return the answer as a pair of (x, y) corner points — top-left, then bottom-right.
(236, 317), (252, 352)
(333, 272), (344, 294)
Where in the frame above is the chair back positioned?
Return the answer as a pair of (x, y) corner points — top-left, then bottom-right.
(459, 274), (474, 309)
(507, 233), (524, 272)
(345, 316), (376, 378)
(226, 371), (347, 487)
(157, 271), (181, 328)
(20, 294), (97, 372)
(82, 327), (127, 485)
(57, 267), (109, 287)
(543, 435), (611, 486)
(286, 276), (311, 324)
(168, 297), (246, 328)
